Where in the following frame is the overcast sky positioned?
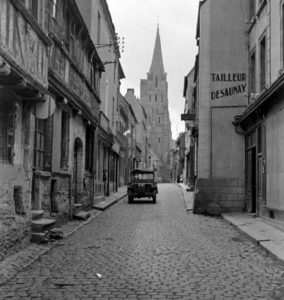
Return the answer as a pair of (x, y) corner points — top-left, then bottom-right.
(107, 0), (199, 140)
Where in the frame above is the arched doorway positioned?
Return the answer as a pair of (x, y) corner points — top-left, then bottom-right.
(73, 137), (83, 203)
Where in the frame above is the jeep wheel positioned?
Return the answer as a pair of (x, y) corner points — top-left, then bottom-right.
(153, 194), (156, 203)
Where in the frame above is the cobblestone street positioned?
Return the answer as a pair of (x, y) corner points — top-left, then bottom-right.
(1, 184), (284, 299)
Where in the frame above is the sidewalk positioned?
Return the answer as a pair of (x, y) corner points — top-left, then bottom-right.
(222, 212), (284, 263)
(0, 186), (127, 285)
(178, 183), (284, 264)
(178, 183), (195, 211)
(93, 186), (127, 210)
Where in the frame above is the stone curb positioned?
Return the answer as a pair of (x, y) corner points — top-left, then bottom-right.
(222, 213), (284, 265)
(93, 193), (127, 211)
(176, 183), (194, 211)
(0, 191), (127, 286)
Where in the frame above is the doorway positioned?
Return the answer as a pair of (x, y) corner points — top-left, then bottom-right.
(73, 137), (83, 203)
(247, 147), (256, 213)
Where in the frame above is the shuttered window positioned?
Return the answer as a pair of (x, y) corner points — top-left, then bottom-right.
(0, 94), (14, 164)
(34, 118), (46, 169)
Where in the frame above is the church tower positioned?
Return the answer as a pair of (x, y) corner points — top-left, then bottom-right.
(140, 26), (172, 182)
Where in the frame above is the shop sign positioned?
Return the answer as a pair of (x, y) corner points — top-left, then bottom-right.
(211, 73), (246, 100)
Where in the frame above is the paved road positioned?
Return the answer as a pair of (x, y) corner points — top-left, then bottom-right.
(1, 184), (284, 299)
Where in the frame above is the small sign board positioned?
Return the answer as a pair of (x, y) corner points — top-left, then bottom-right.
(181, 113), (196, 121)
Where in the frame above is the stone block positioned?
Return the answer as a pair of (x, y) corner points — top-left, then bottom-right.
(31, 210), (44, 220)
(31, 218), (56, 233)
(73, 211), (90, 221)
(49, 228), (63, 240)
(31, 232), (49, 244)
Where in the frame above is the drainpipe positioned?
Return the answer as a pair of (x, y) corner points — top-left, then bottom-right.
(68, 174), (73, 220)
(106, 148), (110, 196)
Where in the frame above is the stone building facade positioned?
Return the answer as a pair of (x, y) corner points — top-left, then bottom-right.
(124, 89), (150, 170)
(190, 0), (284, 225)
(140, 27), (172, 182)
(76, 0), (123, 199)
(0, 0), (50, 256)
(234, 0), (284, 226)
(0, 0), (133, 252)
(182, 67), (196, 188)
(192, 0), (248, 215)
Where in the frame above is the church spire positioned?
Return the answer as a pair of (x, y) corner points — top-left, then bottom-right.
(149, 25), (165, 76)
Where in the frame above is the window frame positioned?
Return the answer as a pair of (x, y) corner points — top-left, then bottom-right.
(29, 0), (38, 20)
(34, 118), (46, 170)
(250, 48), (256, 94)
(61, 110), (69, 169)
(259, 33), (266, 91)
(97, 11), (101, 45)
(85, 125), (94, 173)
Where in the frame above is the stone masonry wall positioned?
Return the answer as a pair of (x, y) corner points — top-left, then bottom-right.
(193, 178), (245, 216)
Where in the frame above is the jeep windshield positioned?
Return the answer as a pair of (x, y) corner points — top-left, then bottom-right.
(131, 173), (154, 180)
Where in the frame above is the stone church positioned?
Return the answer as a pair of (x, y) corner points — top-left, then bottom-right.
(140, 26), (172, 182)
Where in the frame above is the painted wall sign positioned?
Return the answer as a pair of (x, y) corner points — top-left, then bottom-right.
(211, 73), (246, 100)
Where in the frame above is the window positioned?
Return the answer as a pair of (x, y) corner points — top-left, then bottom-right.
(112, 97), (115, 124)
(260, 35), (266, 91)
(155, 76), (158, 87)
(61, 111), (69, 169)
(113, 62), (116, 83)
(161, 95), (164, 102)
(52, 0), (57, 19)
(34, 118), (46, 169)
(29, 0), (38, 20)
(158, 117), (161, 124)
(250, 51), (256, 93)
(0, 92), (14, 164)
(282, 3), (284, 66)
(155, 95), (157, 102)
(97, 12), (101, 44)
(250, 0), (256, 19)
(85, 125), (94, 172)
(158, 137), (161, 143)
(149, 95), (151, 102)
(95, 66), (100, 93)
(70, 21), (76, 59)
(89, 61), (94, 88)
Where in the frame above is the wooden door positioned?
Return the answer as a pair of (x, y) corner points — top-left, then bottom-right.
(246, 147), (256, 213)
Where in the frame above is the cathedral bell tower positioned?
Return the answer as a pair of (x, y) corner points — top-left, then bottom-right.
(140, 26), (172, 182)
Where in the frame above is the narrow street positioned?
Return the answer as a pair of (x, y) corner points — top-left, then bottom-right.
(1, 184), (284, 300)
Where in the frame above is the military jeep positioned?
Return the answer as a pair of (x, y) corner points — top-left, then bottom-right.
(127, 169), (158, 203)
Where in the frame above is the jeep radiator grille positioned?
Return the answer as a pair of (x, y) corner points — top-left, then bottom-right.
(145, 184), (152, 192)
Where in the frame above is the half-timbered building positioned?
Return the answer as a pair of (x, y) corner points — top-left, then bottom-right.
(0, 0), (51, 254)
(36, 0), (104, 222)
